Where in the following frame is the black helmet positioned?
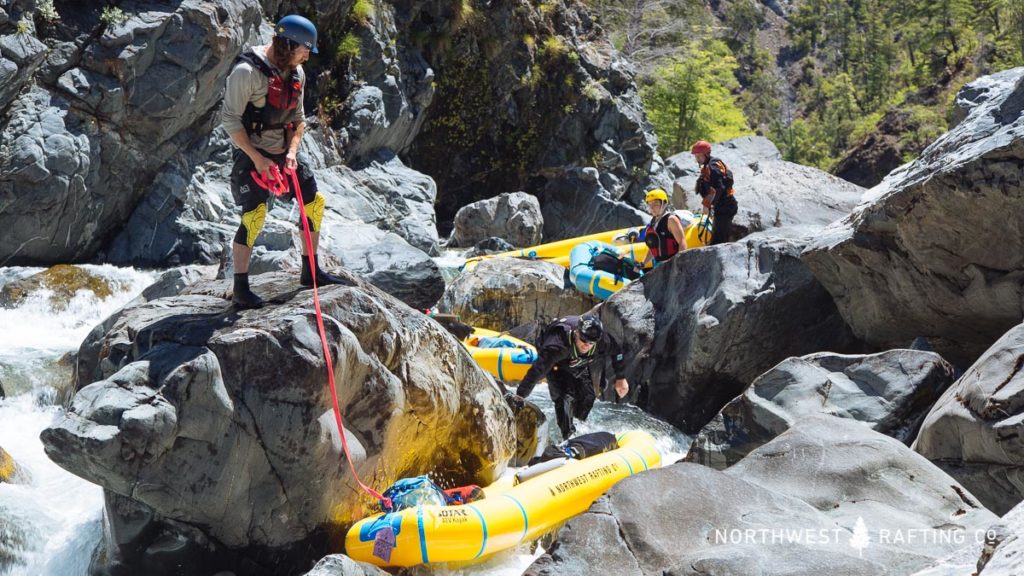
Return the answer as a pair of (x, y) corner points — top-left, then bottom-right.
(578, 314), (603, 343)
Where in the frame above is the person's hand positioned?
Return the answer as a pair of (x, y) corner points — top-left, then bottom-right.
(614, 378), (629, 398)
(251, 154), (274, 178)
(285, 151), (299, 172)
(504, 391), (525, 411)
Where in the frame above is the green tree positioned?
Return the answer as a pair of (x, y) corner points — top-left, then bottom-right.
(641, 40), (750, 154)
(724, 0), (765, 49)
(737, 47), (783, 131)
(770, 118), (828, 167)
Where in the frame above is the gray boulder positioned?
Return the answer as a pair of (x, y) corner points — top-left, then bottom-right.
(347, 151), (440, 255)
(802, 67), (1024, 366)
(136, 266), (219, 303)
(42, 270), (515, 572)
(404, 0), (670, 237)
(451, 192), (544, 248)
(338, 0), (435, 161)
(105, 129), (442, 266)
(538, 167), (649, 241)
(103, 131), (237, 267)
(913, 323), (1024, 515)
(601, 232), (862, 434)
(0, 1), (262, 265)
(325, 222), (445, 311)
(437, 258), (596, 334)
(0, 30), (47, 111)
(978, 501), (1024, 575)
(665, 136), (865, 239)
(688, 349), (956, 469)
(530, 416), (996, 576)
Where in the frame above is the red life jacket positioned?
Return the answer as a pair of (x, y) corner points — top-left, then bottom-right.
(235, 50), (302, 137)
(644, 213), (681, 262)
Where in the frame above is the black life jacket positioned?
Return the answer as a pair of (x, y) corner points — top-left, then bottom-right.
(538, 317), (598, 375)
(235, 50), (302, 137)
(591, 247), (641, 281)
(644, 213), (681, 262)
(697, 157), (735, 203)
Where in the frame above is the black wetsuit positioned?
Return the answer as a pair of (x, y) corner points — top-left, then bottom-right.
(696, 156), (738, 245)
(515, 316), (627, 439)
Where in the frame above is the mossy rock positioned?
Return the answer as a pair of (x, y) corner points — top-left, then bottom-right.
(0, 264), (113, 310)
(0, 448), (15, 483)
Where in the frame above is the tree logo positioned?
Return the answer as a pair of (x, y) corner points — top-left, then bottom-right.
(850, 516), (870, 557)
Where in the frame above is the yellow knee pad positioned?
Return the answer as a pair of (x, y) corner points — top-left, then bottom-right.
(238, 203), (267, 247)
(306, 192), (325, 232)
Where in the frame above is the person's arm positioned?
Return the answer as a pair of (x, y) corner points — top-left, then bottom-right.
(607, 336), (629, 398)
(284, 68), (306, 171)
(667, 214), (687, 251)
(285, 120), (304, 171)
(223, 64), (273, 177)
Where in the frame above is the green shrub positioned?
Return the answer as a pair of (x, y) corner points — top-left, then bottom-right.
(335, 32), (361, 61)
(351, 0), (374, 25)
(100, 6), (127, 26)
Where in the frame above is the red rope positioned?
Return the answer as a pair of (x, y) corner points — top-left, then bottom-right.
(284, 166), (388, 506)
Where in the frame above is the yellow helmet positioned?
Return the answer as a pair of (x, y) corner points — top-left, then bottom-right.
(645, 188), (669, 203)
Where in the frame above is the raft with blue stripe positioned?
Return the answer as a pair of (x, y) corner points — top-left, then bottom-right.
(461, 226), (643, 272)
(344, 430), (661, 567)
(462, 327), (537, 382)
(568, 240), (645, 300)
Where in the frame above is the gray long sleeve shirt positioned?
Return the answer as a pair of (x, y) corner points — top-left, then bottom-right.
(221, 45), (305, 154)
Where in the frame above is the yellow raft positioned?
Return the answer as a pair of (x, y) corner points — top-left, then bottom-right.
(462, 227), (642, 272)
(462, 327), (537, 382)
(345, 430), (661, 567)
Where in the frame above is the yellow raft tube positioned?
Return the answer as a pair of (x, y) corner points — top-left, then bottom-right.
(462, 227), (642, 272)
(462, 213), (712, 273)
(462, 327), (537, 382)
(345, 430), (661, 567)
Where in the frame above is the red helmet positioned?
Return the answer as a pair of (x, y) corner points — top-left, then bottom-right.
(691, 140), (712, 155)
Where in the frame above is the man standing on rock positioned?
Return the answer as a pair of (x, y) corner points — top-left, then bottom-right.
(691, 140), (738, 245)
(513, 315), (629, 440)
(221, 14), (346, 309)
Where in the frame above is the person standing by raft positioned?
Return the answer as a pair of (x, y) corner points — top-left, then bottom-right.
(512, 314), (629, 440)
(636, 188), (686, 272)
(221, 14), (347, 309)
(691, 140), (738, 245)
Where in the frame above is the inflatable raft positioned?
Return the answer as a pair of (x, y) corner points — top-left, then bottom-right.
(680, 210), (714, 248)
(568, 241), (645, 300)
(345, 430), (661, 567)
(462, 226), (642, 272)
(462, 327), (537, 382)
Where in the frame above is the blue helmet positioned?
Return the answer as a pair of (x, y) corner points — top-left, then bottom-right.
(275, 15), (318, 54)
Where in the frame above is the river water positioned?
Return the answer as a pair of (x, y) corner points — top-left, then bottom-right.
(0, 264), (688, 576)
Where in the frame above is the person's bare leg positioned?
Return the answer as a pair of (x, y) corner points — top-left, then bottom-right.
(233, 242), (252, 273)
